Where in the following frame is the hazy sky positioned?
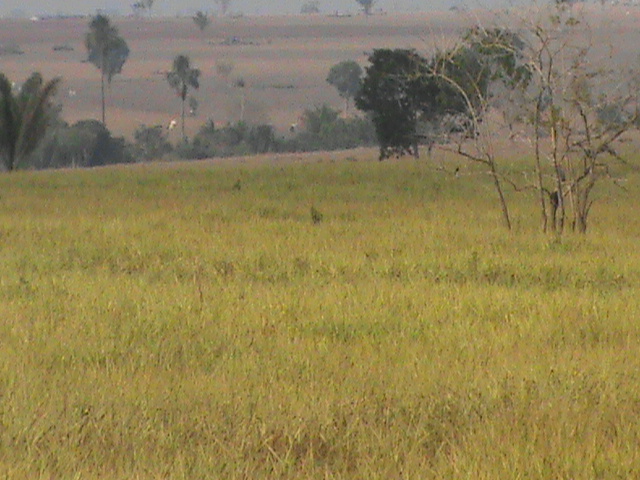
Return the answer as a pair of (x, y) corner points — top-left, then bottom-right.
(1, 0), (525, 18)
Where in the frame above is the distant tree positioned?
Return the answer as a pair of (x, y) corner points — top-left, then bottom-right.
(192, 11), (210, 33)
(355, 0), (375, 15)
(132, 0), (155, 16)
(131, 2), (145, 16)
(0, 72), (60, 171)
(166, 55), (201, 140)
(133, 124), (172, 161)
(215, 0), (232, 16)
(356, 49), (441, 159)
(301, 1), (320, 14)
(30, 119), (133, 169)
(85, 14), (130, 126)
(63, 120), (133, 167)
(215, 59), (235, 85)
(326, 60), (363, 114)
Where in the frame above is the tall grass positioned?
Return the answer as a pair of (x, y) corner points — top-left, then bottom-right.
(1, 151), (640, 478)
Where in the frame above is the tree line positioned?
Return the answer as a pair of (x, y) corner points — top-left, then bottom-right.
(0, 14), (376, 172)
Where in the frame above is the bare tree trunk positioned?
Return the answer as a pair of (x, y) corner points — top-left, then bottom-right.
(534, 102), (548, 232)
(100, 57), (106, 125)
(181, 95), (186, 140)
(550, 123), (565, 234)
(489, 160), (511, 230)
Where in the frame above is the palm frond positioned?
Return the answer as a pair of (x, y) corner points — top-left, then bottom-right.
(16, 76), (61, 162)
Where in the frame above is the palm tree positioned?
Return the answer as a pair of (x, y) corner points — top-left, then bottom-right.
(167, 55), (201, 140)
(85, 14), (129, 126)
(0, 73), (61, 171)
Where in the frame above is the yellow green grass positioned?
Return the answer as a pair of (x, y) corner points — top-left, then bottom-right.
(1, 151), (640, 478)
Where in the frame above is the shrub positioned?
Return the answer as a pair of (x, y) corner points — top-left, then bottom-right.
(133, 124), (172, 161)
(29, 120), (134, 169)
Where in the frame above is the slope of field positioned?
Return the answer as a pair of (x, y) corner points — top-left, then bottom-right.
(1, 152), (640, 478)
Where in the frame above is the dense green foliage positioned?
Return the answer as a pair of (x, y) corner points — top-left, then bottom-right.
(326, 60), (363, 113)
(356, 49), (440, 159)
(0, 72), (60, 171)
(30, 119), (134, 168)
(356, 30), (528, 159)
(176, 105), (376, 159)
(132, 124), (173, 162)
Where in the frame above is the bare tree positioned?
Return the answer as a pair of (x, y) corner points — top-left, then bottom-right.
(429, 28), (532, 231)
(514, 5), (639, 233)
(430, 5), (640, 235)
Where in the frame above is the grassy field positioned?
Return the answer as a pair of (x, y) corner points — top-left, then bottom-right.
(1, 149), (640, 478)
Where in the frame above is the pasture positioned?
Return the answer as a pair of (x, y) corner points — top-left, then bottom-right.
(1, 149), (640, 478)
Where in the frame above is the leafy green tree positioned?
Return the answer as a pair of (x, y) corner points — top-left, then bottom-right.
(326, 60), (363, 114)
(30, 119), (133, 169)
(356, 49), (441, 159)
(166, 55), (201, 140)
(85, 14), (130, 126)
(133, 124), (173, 161)
(0, 72), (60, 171)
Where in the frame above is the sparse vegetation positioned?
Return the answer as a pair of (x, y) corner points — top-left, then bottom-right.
(301, 0), (321, 14)
(0, 43), (24, 56)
